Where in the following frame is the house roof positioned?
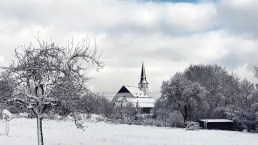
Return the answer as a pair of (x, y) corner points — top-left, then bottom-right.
(120, 86), (149, 97)
(126, 97), (155, 108)
(137, 102), (154, 108)
(126, 97), (155, 103)
(113, 85), (155, 108)
(199, 119), (233, 123)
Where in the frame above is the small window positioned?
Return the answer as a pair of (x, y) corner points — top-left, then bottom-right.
(142, 108), (150, 114)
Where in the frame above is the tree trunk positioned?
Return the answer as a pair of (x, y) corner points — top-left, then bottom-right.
(37, 116), (44, 145)
(183, 105), (188, 124)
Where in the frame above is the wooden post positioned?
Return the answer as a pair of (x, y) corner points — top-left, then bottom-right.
(5, 121), (9, 136)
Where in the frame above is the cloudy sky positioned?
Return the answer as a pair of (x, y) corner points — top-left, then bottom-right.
(1, 0), (258, 99)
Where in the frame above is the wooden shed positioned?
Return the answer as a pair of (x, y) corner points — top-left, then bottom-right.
(199, 119), (233, 130)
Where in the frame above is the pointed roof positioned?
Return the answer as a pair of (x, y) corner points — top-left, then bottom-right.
(118, 86), (149, 97)
(140, 62), (148, 84)
(112, 85), (155, 108)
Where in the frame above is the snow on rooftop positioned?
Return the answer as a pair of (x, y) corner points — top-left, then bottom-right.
(126, 97), (155, 103)
(126, 97), (155, 108)
(200, 119), (233, 123)
(125, 86), (148, 97)
(137, 102), (154, 108)
(112, 85), (155, 108)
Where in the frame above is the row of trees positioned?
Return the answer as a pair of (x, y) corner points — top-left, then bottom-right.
(155, 64), (258, 131)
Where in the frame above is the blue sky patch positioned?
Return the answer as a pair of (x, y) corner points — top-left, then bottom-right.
(140, 0), (219, 3)
(142, 0), (200, 3)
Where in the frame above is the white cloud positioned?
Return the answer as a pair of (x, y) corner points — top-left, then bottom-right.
(0, 0), (258, 97)
(217, 0), (258, 37)
(0, 0), (219, 35)
(164, 3), (218, 32)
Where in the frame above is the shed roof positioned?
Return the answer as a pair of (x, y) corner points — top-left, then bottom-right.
(199, 119), (233, 123)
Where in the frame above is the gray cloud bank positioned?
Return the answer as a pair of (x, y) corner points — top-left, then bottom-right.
(0, 0), (258, 98)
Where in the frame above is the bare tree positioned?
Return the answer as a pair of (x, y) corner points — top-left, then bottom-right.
(0, 37), (103, 145)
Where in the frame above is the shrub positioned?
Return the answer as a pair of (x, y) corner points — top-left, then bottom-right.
(185, 122), (200, 131)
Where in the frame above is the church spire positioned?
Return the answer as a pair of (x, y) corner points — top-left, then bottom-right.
(139, 62), (149, 95)
(140, 62), (147, 84)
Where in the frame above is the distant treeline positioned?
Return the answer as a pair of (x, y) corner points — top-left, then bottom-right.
(1, 64), (258, 132)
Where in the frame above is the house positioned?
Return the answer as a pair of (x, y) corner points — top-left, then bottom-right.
(111, 63), (155, 114)
(199, 119), (233, 130)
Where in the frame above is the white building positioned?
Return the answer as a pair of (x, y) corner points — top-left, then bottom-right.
(111, 63), (155, 114)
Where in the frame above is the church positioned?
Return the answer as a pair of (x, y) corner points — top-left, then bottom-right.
(111, 63), (155, 114)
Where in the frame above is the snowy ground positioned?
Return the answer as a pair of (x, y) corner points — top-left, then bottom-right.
(0, 118), (258, 145)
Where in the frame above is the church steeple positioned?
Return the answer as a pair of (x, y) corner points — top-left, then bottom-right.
(138, 62), (149, 95)
(140, 62), (147, 84)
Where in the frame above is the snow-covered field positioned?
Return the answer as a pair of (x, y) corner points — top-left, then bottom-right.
(0, 118), (258, 145)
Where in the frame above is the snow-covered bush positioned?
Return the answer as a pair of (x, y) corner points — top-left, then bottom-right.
(141, 118), (163, 127)
(1, 109), (14, 120)
(87, 114), (111, 123)
(137, 118), (152, 126)
(168, 111), (184, 127)
(185, 122), (200, 131)
(113, 102), (137, 124)
(154, 109), (184, 127)
(16, 112), (29, 118)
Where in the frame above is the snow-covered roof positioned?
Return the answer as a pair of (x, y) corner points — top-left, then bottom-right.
(126, 97), (155, 103)
(137, 102), (154, 108)
(200, 119), (233, 123)
(112, 85), (155, 108)
(126, 97), (155, 108)
(124, 86), (148, 97)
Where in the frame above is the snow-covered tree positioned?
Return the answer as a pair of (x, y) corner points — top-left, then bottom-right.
(239, 79), (255, 109)
(155, 64), (257, 130)
(159, 73), (207, 124)
(184, 64), (241, 109)
(253, 66), (258, 131)
(0, 37), (103, 145)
